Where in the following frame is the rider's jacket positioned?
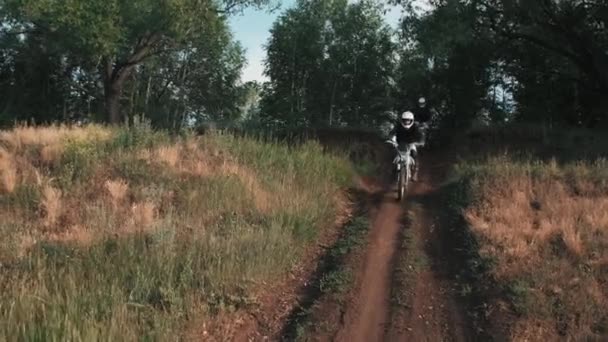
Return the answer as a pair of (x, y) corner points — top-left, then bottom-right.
(415, 106), (432, 124)
(389, 121), (424, 147)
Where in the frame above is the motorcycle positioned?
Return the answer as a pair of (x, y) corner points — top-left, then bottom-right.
(387, 141), (417, 201)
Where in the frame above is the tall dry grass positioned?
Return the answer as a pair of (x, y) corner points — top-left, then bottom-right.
(0, 124), (112, 150)
(105, 179), (129, 208)
(155, 145), (180, 168)
(0, 147), (18, 193)
(0, 123), (354, 340)
(455, 156), (608, 340)
(41, 185), (62, 228)
(130, 201), (156, 231)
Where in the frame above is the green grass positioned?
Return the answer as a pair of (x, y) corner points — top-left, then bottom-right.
(319, 269), (353, 295)
(318, 216), (370, 296)
(0, 123), (356, 340)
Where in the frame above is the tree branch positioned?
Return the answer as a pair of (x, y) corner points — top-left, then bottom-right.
(110, 33), (171, 83)
(0, 29), (37, 36)
(214, 0), (279, 14)
(502, 30), (587, 68)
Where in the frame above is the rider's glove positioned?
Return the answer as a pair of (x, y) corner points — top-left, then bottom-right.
(386, 136), (398, 147)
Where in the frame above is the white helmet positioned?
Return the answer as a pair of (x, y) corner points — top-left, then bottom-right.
(400, 111), (415, 129)
(418, 97), (426, 107)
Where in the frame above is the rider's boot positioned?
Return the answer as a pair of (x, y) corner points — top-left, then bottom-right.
(395, 167), (402, 186)
(410, 149), (419, 182)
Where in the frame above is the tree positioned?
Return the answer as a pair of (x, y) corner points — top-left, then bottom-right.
(2, 0), (273, 124)
(395, 0), (494, 129)
(0, 21), (99, 125)
(476, 0), (608, 93)
(239, 81), (263, 121)
(473, 0), (608, 126)
(391, 0), (608, 128)
(262, 0), (396, 128)
(131, 32), (247, 129)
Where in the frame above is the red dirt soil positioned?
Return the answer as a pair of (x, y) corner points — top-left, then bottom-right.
(334, 198), (402, 342)
(334, 155), (472, 342)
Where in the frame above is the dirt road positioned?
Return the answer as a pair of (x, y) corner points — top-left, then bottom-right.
(334, 155), (472, 342)
(334, 197), (403, 342)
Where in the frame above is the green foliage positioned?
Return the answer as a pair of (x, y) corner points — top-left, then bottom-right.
(396, 0), (494, 131)
(319, 269), (352, 294)
(0, 0), (272, 125)
(260, 0), (397, 128)
(58, 139), (106, 186)
(2, 0), (608, 131)
(329, 217), (369, 258)
(505, 279), (532, 315)
(110, 116), (172, 150)
(7, 0), (224, 57)
(126, 29), (249, 128)
(391, 0), (608, 134)
(473, 0), (608, 126)
(320, 216), (369, 294)
(0, 29), (80, 124)
(317, 217), (369, 295)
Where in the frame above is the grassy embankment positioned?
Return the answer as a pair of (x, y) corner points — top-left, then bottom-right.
(447, 125), (608, 340)
(0, 122), (355, 340)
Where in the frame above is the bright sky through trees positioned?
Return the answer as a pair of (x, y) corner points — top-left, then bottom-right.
(229, 0), (402, 82)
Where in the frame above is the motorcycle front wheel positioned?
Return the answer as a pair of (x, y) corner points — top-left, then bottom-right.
(397, 167), (407, 201)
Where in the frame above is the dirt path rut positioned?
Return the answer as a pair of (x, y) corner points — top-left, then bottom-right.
(334, 155), (471, 342)
(334, 198), (402, 342)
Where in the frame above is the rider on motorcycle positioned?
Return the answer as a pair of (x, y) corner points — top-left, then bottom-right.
(387, 111), (425, 181)
(415, 97), (433, 127)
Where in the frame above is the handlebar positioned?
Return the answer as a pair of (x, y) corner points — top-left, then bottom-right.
(385, 139), (398, 147)
(386, 140), (420, 151)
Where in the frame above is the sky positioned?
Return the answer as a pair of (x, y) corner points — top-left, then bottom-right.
(228, 1), (403, 83)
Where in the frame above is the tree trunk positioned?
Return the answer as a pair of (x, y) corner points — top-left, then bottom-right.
(105, 82), (123, 124)
(103, 60), (137, 125)
(329, 80), (337, 126)
(290, 41), (297, 118)
(102, 39), (156, 124)
(177, 55), (190, 126)
(144, 73), (153, 113)
(129, 74), (138, 118)
(97, 32), (162, 124)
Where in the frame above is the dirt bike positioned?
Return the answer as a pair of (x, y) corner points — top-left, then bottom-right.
(387, 141), (417, 201)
